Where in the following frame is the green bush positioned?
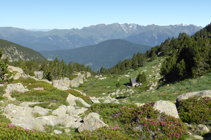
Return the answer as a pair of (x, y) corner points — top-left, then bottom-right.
(0, 123), (68, 140)
(178, 96), (211, 125)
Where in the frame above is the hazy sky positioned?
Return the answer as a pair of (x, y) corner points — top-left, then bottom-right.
(1, 0), (210, 29)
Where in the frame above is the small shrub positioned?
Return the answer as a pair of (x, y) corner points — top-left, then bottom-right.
(178, 96), (211, 125)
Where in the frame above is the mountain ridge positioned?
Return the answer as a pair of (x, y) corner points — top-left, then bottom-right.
(0, 23), (202, 51)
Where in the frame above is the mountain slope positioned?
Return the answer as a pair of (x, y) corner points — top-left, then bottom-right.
(40, 39), (151, 71)
(0, 39), (46, 61)
(0, 24), (202, 51)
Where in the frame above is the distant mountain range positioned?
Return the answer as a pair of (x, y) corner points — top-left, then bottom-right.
(40, 39), (151, 71)
(0, 39), (45, 61)
(0, 23), (202, 51)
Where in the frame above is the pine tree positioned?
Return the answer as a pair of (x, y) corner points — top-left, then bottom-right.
(0, 49), (12, 83)
(136, 72), (147, 84)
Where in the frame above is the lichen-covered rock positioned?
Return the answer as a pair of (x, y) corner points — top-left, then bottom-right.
(52, 78), (71, 90)
(176, 90), (211, 105)
(86, 72), (91, 78)
(78, 112), (108, 133)
(4, 104), (33, 118)
(4, 83), (28, 94)
(153, 100), (179, 118)
(34, 71), (43, 79)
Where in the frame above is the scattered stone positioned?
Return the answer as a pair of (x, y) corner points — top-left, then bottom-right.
(33, 87), (44, 90)
(54, 130), (62, 134)
(135, 103), (145, 107)
(153, 100), (179, 118)
(98, 77), (107, 80)
(52, 105), (67, 117)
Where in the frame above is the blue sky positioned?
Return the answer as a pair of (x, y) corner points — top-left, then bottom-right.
(0, 0), (210, 29)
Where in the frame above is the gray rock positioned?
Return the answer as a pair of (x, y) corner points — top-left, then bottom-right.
(33, 87), (44, 90)
(52, 105), (67, 117)
(153, 100), (179, 118)
(176, 90), (211, 105)
(11, 117), (44, 132)
(35, 115), (60, 126)
(7, 65), (24, 74)
(4, 104), (33, 118)
(34, 71), (43, 79)
(59, 114), (82, 128)
(135, 103), (145, 107)
(70, 74), (84, 87)
(19, 102), (42, 107)
(4, 83), (28, 94)
(54, 130), (62, 134)
(14, 73), (22, 80)
(53, 78), (71, 90)
(197, 124), (210, 134)
(86, 72), (91, 78)
(78, 112), (108, 133)
(66, 94), (91, 107)
(192, 135), (203, 140)
(33, 106), (50, 116)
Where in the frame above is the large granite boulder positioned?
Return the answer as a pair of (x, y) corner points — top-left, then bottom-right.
(78, 112), (108, 132)
(7, 65), (24, 74)
(66, 94), (91, 107)
(34, 71), (43, 79)
(153, 100), (179, 118)
(14, 73), (22, 80)
(176, 90), (211, 106)
(35, 115), (60, 126)
(4, 104), (33, 118)
(52, 78), (71, 90)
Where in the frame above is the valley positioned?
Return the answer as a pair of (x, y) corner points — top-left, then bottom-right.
(0, 23), (210, 139)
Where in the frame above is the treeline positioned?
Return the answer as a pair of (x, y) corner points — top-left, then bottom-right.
(98, 46), (157, 75)
(99, 23), (211, 84)
(160, 23), (211, 82)
(9, 57), (96, 81)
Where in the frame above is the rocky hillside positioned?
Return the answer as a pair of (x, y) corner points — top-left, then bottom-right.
(0, 60), (211, 139)
(0, 24), (201, 51)
(0, 39), (46, 61)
